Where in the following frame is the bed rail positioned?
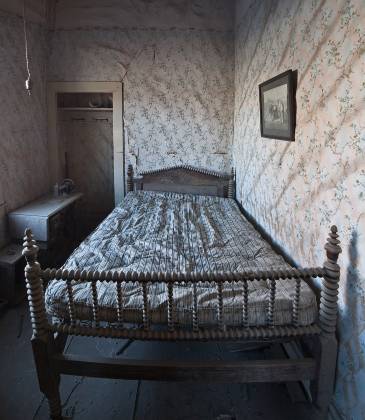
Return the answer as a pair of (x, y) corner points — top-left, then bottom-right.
(40, 266), (325, 283)
(23, 226), (341, 342)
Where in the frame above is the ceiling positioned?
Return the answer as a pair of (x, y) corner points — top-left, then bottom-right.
(53, 0), (235, 31)
(0, 0), (48, 24)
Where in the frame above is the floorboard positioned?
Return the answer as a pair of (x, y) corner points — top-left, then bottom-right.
(0, 301), (316, 420)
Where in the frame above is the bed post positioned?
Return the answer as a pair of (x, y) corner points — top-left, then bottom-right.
(313, 225), (342, 419)
(127, 164), (134, 193)
(228, 168), (235, 199)
(23, 229), (62, 420)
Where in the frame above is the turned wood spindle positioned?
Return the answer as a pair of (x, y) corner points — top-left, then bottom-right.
(242, 279), (249, 327)
(141, 283), (149, 331)
(91, 279), (99, 326)
(22, 229), (48, 339)
(127, 164), (134, 193)
(192, 282), (199, 332)
(292, 278), (301, 327)
(167, 282), (175, 332)
(116, 280), (123, 324)
(319, 225), (342, 335)
(217, 282), (225, 331)
(267, 278), (276, 327)
(66, 279), (76, 326)
(227, 167), (235, 199)
(23, 229), (63, 419)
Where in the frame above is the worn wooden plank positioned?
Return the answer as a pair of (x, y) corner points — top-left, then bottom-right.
(53, 354), (316, 383)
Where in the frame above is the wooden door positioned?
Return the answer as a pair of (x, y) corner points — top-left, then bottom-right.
(58, 109), (114, 238)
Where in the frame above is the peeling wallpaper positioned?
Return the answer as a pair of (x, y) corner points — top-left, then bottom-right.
(48, 1), (235, 173)
(234, 0), (365, 418)
(0, 12), (49, 247)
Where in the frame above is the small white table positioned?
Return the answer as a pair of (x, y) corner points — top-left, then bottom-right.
(8, 192), (83, 244)
(1, 193), (83, 304)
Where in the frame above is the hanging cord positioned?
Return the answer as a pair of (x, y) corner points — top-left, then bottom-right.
(23, 0), (32, 95)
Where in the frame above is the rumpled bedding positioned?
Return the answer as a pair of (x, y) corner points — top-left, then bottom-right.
(45, 191), (317, 327)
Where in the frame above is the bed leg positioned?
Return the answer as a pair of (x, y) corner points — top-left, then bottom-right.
(312, 335), (338, 420)
(312, 226), (341, 420)
(23, 229), (63, 419)
(32, 336), (62, 419)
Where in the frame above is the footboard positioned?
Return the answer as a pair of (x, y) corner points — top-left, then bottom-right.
(23, 227), (341, 420)
(23, 226), (341, 342)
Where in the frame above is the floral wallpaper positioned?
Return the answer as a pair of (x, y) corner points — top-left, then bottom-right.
(0, 11), (49, 247)
(234, 0), (365, 418)
(48, 0), (235, 174)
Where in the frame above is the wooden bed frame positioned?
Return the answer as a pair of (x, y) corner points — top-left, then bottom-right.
(23, 165), (341, 420)
(129, 164), (235, 198)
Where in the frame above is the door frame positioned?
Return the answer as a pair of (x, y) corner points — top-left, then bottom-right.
(48, 81), (124, 204)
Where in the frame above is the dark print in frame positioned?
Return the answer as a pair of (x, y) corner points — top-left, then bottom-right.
(259, 70), (296, 141)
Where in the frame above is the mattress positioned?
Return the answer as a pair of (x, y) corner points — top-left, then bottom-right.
(45, 191), (318, 327)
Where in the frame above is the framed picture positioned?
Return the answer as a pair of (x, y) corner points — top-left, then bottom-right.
(259, 70), (295, 141)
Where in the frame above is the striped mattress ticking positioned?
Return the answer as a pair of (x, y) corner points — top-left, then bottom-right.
(45, 191), (318, 327)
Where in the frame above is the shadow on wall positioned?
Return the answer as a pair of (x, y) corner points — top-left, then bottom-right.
(237, 203), (299, 268)
(334, 229), (365, 417)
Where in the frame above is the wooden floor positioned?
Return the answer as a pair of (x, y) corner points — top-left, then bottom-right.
(0, 302), (317, 420)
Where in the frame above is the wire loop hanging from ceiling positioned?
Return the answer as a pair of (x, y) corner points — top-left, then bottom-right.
(23, 0), (32, 95)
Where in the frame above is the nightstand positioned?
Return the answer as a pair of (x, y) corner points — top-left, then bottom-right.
(0, 243), (25, 305)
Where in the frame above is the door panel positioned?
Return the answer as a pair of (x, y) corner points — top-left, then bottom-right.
(58, 109), (114, 238)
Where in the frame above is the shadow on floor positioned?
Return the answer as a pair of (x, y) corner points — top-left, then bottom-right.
(0, 301), (316, 420)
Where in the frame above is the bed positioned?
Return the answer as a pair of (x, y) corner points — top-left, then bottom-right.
(45, 191), (317, 328)
(23, 165), (341, 420)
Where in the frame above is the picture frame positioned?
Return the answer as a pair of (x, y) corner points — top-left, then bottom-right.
(259, 70), (296, 141)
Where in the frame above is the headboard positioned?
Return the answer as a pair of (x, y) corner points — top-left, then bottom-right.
(127, 165), (235, 199)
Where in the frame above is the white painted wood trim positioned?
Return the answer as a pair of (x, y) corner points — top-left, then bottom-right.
(47, 81), (125, 205)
